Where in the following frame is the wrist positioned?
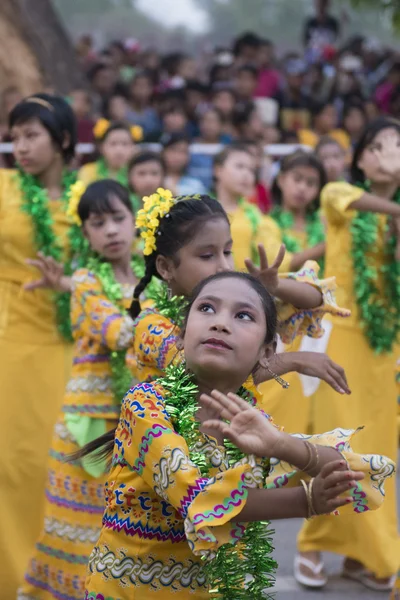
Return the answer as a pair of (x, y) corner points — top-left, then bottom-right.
(58, 275), (72, 293)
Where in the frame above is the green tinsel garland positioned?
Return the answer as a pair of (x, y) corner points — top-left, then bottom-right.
(96, 157), (128, 187)
(87, 254), (147, 403)
(271, 207), (325, 274)
(159, 363), (277, 599)
(351, 184), (400, 353)
(18, 168), (89, 341)
(148, 283), (188, 327)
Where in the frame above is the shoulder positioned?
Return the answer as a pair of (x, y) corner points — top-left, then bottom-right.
(133, 307), (175, 332)
(0, 168), (19, 197)
(71, 268), (102, 293)
(122, 381), (168, 417)
(77, 162), (98, 184)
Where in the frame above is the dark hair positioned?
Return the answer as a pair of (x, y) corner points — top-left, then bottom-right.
(232, 102), (257, 130)
(342, 101), (367, 124)
(128, 151), (165, 176)
(310, 101), (335, 119)
(271, 151), (327, 207)
(78, 179), (133, 223)
(183, 271), (277, 345)
(9, 93), (77, 162)
(233, 32), (261, 57)
(97, 120), (134, 143)
(87, 62), (112, 82)
(235, 64), (259, 79)
(315, 135), (344, 155)
(214, 142), (253, 170)
(129, 195), (229, 318)
(161, 131), (190, 149)
(351, 116), (400, 183)
(74, 270), (277, 465)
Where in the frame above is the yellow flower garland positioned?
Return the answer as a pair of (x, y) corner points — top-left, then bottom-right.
(135, 188), (175, 255)
(66, 180), (87, 226)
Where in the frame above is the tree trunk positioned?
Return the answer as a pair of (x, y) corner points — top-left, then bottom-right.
(0, 0), (86, 96)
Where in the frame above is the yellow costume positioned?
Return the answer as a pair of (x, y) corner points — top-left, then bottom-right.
(0, 169), (74, 599)
(84, 380), (394, 599)
(18, 269), (138, 600)
(78, 161), (128, 188)
(298, 181), (399, 578)
(298, 128), (351, 151)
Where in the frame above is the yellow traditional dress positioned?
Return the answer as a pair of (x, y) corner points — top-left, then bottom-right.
(0, 169), (74, 599)
(78, 160), (128, 188)
(84, 381), (394, 599)
(18, 269), (139, 600)
(392, 575), (400, 598)
(298, 181), (400, 578)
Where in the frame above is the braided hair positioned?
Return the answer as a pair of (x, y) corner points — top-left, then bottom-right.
(129, 194), (229, 318)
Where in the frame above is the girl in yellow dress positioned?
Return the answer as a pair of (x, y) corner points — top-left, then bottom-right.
(127, 151), (165, 214)
(79, 270), (394, 599)
(18, 180), (150, 600)
(296, 117), (400, 591)
(128, 190), (349, 395)
(78, 119), (141, 187)
(259, 151), (328, 434)
(0, 93), (85, 600)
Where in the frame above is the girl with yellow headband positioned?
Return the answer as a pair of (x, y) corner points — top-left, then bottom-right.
(78, 119), (143, 188)
(0, 93), (85, 599)
(18, 179), (155, 600)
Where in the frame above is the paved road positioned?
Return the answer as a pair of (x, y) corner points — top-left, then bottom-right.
(268, 452), (399, 599)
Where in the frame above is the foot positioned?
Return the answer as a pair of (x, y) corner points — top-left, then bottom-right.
(294, 551), (327, 588)
(342, 558), (395, 591)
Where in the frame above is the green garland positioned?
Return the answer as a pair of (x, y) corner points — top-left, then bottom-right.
(96, 157), (128, 187)
(148, 283), (188, 327)
(159, 363), (277, 599)
(18, 169), (88, 341)
(351, 184), (400, 353)
(271, 206), (325, 274)
(87, 254), (145, 403)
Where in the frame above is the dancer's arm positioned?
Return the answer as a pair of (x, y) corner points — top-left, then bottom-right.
(24, 252), (72, 292)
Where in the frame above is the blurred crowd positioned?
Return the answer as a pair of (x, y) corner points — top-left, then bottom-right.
(1, 0), (400, 210)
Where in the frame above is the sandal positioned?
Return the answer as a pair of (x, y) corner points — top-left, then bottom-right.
(342, 566), (396, 592)
(294, 554), (328, 588)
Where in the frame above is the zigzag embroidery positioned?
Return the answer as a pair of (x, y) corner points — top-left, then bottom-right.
(103, 512), (185, 543)
(131, 424), (170, 475)
(45, 490), (105, 515)
(179, 478), (210, 519)
(191, 477), (248, 523)
(35, 542), (89, 565)
(157, 334), (178, 369)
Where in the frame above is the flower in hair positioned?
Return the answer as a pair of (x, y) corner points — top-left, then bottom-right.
(130, 124), (144, 141)
(93, 118), (110, 139)
(136, 187), (175, 255)
(66, 180), (86, 226)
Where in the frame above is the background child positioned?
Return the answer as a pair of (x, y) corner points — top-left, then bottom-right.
(127, 151), (166, 212)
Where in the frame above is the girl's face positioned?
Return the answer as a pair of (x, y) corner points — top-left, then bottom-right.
(183, 277), (268, 388)
(213, 91), (235, 118)
(200, 110), (222, 141)
(163, 141), (189, 175)
(101, 129), (135, 171)
(315, 104), (337, 133)
(130, 76), (152, 104)
(278, 165), (321, 211)
(343, 107), (366, 138)
(83, 195), (135, 261)
(11, 118), (61, 176)
(317, 143), (346, 182)
(129, 160), (164, 198)
(108, 96), (128, 121)
(156, 217), (234, 297)
(357, 127), (400, 183)
(215, 151), (256, 198)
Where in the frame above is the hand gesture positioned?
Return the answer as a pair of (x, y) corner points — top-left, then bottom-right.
(25, 252), (69, 292)
(200, 389), (282, 457)
(296, 352), (351, 395)
(374, 132), (400, 181)
(311, 459), (364, 515)
(245, 244), (286, 296)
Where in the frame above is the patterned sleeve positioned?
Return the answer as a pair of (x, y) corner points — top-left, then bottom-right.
(276, 260), (350, 343)
(264, 427), (395, 516)
(321, 182), (364, 225)
(71, 268), (134, 350)
(131, 309), (180, 381)
(116, 382), (264, 558)
(256, 215), (293, 273)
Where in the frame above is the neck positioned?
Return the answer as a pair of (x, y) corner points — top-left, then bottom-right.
(282, 203), (306, 219)
(37, 158), (64, 198)
(110, 252), (135, 283)
(216, 186), (240, 211)
(369, 181), (398, 200)
(195, 372), (242, 402)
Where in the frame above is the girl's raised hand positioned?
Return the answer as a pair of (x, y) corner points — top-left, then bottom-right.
(200, 389), (282, 457)
(245, 244), (286, 296)
(311, 459), (364, 515)
(25, 252), (71, 293)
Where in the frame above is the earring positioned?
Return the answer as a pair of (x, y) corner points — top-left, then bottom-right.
(265, 365), (290, 389)
(166, 282), (172, 300)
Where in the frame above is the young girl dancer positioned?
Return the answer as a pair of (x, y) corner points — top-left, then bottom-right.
(296, 117), (400, 591)
(129, 190), (350, 392)
(78, 120), (140, 187)
(127, 151), (165, 213)
(18, 180), (150, 600)
(81, 270), (394, 599)
(0, 93), (82, 599)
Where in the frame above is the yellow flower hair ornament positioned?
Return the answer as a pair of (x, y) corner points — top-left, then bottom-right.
(135, 188), (174, 256)
(131, 124), (143, 142)
(67, 180), (87, 226)
(93, 118), (110, 140)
